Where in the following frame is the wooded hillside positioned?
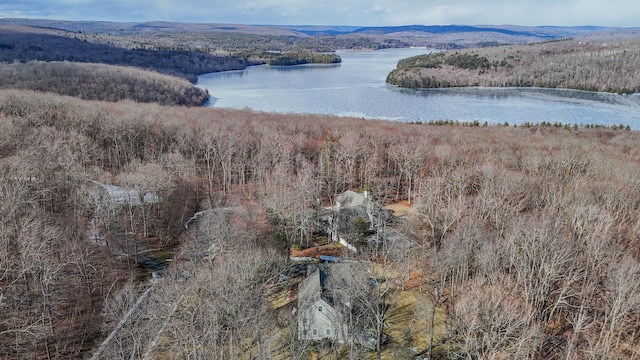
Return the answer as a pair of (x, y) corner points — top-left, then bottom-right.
(1, 90), (640, 358)
(0, 25), (254, 82)
(387, 38), (640, 94)
(0, 61), (209, 106)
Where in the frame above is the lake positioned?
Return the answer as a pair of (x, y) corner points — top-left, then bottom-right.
(196, 48), (640, 129)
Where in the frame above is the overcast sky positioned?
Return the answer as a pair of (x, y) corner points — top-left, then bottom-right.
(1, 0), (639, 27)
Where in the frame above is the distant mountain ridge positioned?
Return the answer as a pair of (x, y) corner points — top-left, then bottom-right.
(0, 18), (633, 39)
(279, 24), (622, 40)
(284, 24), (551, 37)
(352, 25), (553, 37)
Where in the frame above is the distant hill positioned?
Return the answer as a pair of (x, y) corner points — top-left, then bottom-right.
(280, 24), (636, 40)
(276, 23), (640, 47)
(0, 18), (304, 36)
(276, 25), (362, 36)
(1, 18), (634, 42)
(352, 25), (550, 37)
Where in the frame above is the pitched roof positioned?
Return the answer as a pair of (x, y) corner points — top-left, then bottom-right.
(297, 265), (331, 310)
(298, 263), (355, 310)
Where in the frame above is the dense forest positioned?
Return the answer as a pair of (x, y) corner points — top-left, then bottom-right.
(387, 38), (640, 94)
(1, 89), (640, 359)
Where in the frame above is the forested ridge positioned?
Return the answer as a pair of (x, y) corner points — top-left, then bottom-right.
(0, 25), (256, 82)
(387, 38), (640, 94)
(0, 61), (209, 106)
(1, 90), (640, 358)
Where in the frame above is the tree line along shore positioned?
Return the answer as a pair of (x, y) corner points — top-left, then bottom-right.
(387, 38), (640, 94)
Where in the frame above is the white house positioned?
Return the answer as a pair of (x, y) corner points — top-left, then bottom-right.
(297, 264), (349, 342)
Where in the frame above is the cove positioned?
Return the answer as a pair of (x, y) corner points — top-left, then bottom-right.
(196, 48), (640, 129)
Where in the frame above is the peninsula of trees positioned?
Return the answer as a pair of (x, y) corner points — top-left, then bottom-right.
(0, 61), (209, 106)
(387, 38), (640, 94)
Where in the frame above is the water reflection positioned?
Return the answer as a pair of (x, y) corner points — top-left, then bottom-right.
(202, 69), (247, 81)
(396, 87), (632, 105)
(200, 63), (341, 81)
(268, 63), (341, 73)
(396, 87), (514, 101)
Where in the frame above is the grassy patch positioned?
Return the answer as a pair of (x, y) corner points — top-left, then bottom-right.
(267, 287), (293, 310)
(385, 291), (447, 354)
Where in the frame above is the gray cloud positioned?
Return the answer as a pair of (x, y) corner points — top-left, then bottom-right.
(0, 0), (638, 26)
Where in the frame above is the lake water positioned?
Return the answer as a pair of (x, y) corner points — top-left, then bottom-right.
(197, 48), (640, 129)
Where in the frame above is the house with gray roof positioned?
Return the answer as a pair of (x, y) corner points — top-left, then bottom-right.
(321, 190), (382, 244)
(314, 190), (415, 256)
(297, 264), (351, 342)
(297, 262), (383, 349)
